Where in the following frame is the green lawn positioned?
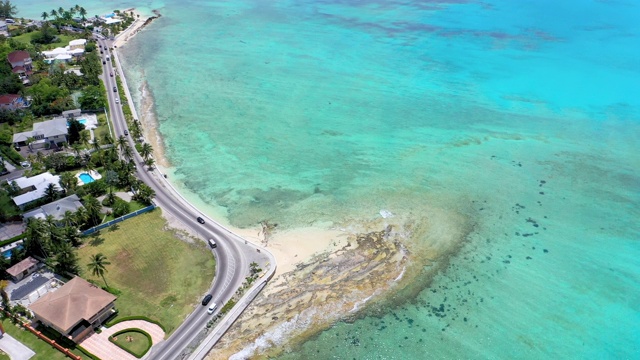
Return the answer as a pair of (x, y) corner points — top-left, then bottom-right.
(110, 330), (151, 358)
(0, 190), (21, 218)
(0, 351), (9, 360)
(12, 32), (81, 50)
(77, 210), (215, 335)
(0, 320), (84, 360)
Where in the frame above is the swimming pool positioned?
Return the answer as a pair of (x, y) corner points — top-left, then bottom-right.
(2, 245), (23, 259)
(67, 119), (87, 126)
(79, 173), (95, 184)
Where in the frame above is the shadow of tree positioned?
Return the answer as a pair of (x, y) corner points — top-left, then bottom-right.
(89, 234), (105, 246)
(109, 224), (120, 232)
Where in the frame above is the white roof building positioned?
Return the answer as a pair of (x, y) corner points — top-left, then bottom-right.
(12, 172), (62, 208)
(23, 194), (84, 221)
(41, 39), (88, 62)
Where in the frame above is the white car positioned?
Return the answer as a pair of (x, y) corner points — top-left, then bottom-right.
(207, 303), (217, 315)
(115, 98), (120, 104)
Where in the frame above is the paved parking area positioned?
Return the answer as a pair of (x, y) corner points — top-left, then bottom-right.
(79, 320), (165, 360)
(0, 222), (25, 241)
(0, 333), (35, 360)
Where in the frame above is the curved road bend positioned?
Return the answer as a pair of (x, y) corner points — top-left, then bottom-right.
(96, 38), (275, 360)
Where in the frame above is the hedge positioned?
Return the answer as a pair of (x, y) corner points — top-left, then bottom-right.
(0, 145), (24, 165)
(108, 328), (152, 358)
(105, 315), (166, 333)
(0, 233), (25, 247)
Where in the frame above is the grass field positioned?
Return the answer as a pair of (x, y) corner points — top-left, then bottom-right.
(110, 330), (151, 357)
(0, 320), (84, 360)
(11, 32), (80, 50)
(77, 210), (215, 335)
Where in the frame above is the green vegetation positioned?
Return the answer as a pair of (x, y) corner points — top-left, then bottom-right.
(0, 320), (84, 360)
(109, 329), (152, 358)
(77, 211), (216, 335)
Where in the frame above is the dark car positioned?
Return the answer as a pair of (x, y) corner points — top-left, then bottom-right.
(102, 60), (106, 64)
(197, 217), (205, 224)
(110, 72), (113, 77)
(100, 50), (103, 54)
(113, 86), (117, 92)
(201, 294), (212, 306)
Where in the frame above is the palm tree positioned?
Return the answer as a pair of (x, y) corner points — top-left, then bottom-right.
(44, 183), (59, 202)
(91, 138), (101, 153)
(140, 143), (153, 161)
(79, 130), (91, 147)
(87, 253), (111, 288)
(117, 135), (127, 151)
(59, 172), (77, 192)
(83, 196), (102, 226)
(144, 158), (155, 170)
(121, 145), (133, 162)
(58, 7), (65, 17)
(54, 242), (80, 276)
(102, 133), (114, 145)
(71, 143), (82, 156)
(79, 7), (87, 20)
(41, 11), (48, 21)
(50, 9), (58, 19)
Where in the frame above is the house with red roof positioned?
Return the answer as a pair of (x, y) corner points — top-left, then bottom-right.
(7, 50), (33, 84)
(0, 94), (29, 110)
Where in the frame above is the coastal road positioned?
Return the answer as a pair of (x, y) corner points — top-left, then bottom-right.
(96, 38), (275, 360)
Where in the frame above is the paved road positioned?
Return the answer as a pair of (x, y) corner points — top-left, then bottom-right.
(96, 38), (274, 360)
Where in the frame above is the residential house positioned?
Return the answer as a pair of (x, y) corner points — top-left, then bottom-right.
(6, 257), (40, 282)
(11, 172), (62, 209)
(42, 39), (88, 63)
(13, 117), (68, 149)
(23, 195), (84, 222)
(0, 94), (30, 111)
(7, 51), (33, 84)
(29, 277), (117, 343)
(0, 21), (8, 37)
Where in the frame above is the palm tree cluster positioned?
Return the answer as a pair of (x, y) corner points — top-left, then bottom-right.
(24, 216), (82, 276)
(42, 5), (87, 22)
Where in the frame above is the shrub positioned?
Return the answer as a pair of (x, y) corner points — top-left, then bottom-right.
(108, 328), (152, 358)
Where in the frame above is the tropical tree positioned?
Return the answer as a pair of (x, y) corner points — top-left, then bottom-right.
(41, 11), (49, 21)
(53, 242), (80, 276)
(79, 6), (87, 20)
(87, 253), (110, 288)
(44, 183), (59, 202)
(91, 138), (101, 153)
(102, 133), (114, 145)
(79, 130), (91, 147)
(49, 9), (58, 19)
(83, 195), (102, 226)
(140, 143), (153, 161)
(144, 158), (155, 170)
(67, 118), (86, 145)
(117, 135), (127, 151)
(112, 200), (130, 218)
(104, 170), (119, 195)
(0, 1), (17, 18)
(133, 183), (155, 205)
(59, 172), (77, 192)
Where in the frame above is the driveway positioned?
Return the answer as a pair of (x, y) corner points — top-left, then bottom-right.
(79, 320), (165, 360)
(0, 333), (36, 360)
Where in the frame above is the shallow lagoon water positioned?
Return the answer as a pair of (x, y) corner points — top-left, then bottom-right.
(20, 0), (640, 358)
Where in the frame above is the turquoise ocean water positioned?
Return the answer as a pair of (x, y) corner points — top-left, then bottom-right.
(22, 0), (640, 358)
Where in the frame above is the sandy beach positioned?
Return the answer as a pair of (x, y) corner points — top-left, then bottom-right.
(113, 9), (153, 48)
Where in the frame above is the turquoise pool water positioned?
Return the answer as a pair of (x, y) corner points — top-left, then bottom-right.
(67, 119), (87, 127)
(3, 245), (23, 259)
(79, 173), (95, 184)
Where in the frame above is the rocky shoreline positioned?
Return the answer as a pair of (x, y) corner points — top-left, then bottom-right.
(206, 208), (472, 359)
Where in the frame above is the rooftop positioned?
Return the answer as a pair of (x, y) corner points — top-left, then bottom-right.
(6, 257), (39, 277)
(23, 194), (83, 221)
(12, 172), (62, 207)
(29, 277), (116, 333)
(7, 50), (30, 64)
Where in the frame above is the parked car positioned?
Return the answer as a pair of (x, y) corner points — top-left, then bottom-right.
(197, 217), (205, 224)
(201, 294), (212, 306)
(207, 303), (218, 315)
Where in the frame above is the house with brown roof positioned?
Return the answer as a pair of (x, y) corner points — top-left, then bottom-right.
(29, 277), (117, 342)
(6, 256), (40, 282)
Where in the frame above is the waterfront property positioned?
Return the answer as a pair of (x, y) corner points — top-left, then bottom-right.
(29, 276), (117, 343)
(23, 194), (84, 222)
(11, 172), (62, 209)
